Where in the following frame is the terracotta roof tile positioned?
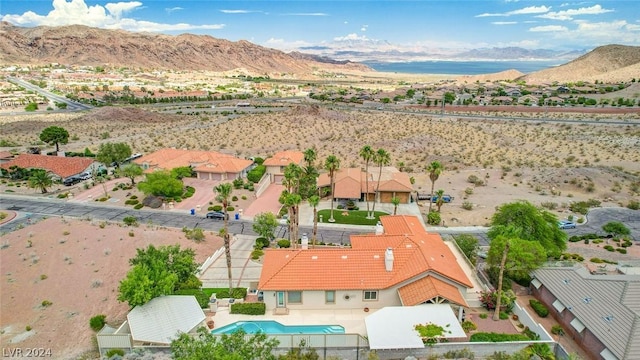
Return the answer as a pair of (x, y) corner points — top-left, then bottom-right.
(134, 148), (251, 174)
(0, 154), (95, 178)
(398, 276), (467, 306)
(258, 215), (473, 295)
(263, 151), (305, 167)
(318, 167), (412, 195)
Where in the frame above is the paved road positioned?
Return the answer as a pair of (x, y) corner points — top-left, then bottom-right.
(6, 76), (93, 113)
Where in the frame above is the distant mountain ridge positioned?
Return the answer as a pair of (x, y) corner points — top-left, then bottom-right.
(0, 22), (369, 74)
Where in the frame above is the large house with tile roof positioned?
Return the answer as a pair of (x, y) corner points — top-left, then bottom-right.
(263, 150), (305, 184)
(0, 153), (97, 180)
(531, 266), (640, 360)
(258, 215), (473, 315)
(133, 148), (253, 181)
(317, 167), (413, 204)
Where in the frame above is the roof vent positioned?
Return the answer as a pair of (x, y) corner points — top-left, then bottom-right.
(562, 279), (571, 285)
(311, 256), (318, 260)
(375, 222), (384, 235)
(373, 255), (380, 259)
(582, 297), (592, 304)
(385, 247), (394, 272)
(604, 315), (614, 323)
(341, 255), (348, 260)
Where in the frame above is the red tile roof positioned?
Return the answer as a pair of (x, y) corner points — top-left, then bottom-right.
(258, 215), (472, 299)
(318, 167), (412, 196)
(134, 148), (252, 174)
(263, 151), (305, 167)
(398, 276), (467, 306)
(0, 154), (95, 179)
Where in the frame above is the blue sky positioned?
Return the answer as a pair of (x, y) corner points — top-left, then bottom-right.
(1, 0), (639, 59)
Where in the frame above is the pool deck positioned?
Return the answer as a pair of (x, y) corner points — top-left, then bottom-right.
(210, 307), (371, 336)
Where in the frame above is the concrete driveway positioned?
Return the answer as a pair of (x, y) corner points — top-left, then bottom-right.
(199, 234), (262, 289)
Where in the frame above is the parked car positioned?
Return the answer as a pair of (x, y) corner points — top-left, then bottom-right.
(63, 176), (81, 186)
(431, 195), (453, 203)
(206, 211), (228, 220)
(558, 220), (577, 229)
(78, 172), (92, 180)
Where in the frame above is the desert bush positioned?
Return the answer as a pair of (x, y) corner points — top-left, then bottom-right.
(232, 178), (244, 189)
(41, 300), (53, 307)
(277, 239), (291, 248)
(232, 195), (238, 201)
(251, 249), (264, 260)
(540, 201), (557, 210)
(627, 200), (640, 210)
(462, 201), (473, 210)
(230, 302), (266, 315)
(616, 248), (627, 254)
(604, 245), (615, 252)
(529, 299), (549, 317)
(427, 211), (441, 225)
(227, 206), (235, 211)
(551, 325), (565, 336)
(89, 314), (106, 331)
(212, 205), (223, 211)
(124, 199), (139, 205)
(464, 187), (474, 195)
(134, 203), (144, 209)
(462, 320), (477, 333)
(123, 216), (138, 226)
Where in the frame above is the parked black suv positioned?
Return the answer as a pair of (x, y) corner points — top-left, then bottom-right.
(63, 176), (81, 186)
(205, 211), (228, 220)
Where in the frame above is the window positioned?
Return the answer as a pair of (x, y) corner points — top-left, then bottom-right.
(287, 291), (302, 304)
(363, 290), (378, 301)
(325, 291), (335, 304)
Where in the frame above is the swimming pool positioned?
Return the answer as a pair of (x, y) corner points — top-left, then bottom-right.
(211, 320), (345, 335)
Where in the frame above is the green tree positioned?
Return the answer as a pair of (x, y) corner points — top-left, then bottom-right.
(252, 212), (278, 241)
(371, 149), (391, 215)
(453, 234), (479, 266)
(300, 148), (319, 199)
(39, 126), (69, 153)
(96, 142), (132, 167)
(137, 171), (184, 198)
(118, 163), (143, 185)
(435, 189), (445, 212)
(303, 147), (317, 170)
(602, 221), (630, 238)
(488, 201), (567, 258)
(391, 197), (400, 215)
(171, 327), (279, 360)
(118, 265), (177, 307)
(308, 195), (320, 248)
(215, 183), (234, 292)
(487, 233), (546, 320)
(426, 161), (444, 213)
(171, 166), (194, 179)
(28, 170), (53, 194)
(25, 102), (38, 112)
(324, 155), (341, 222)
(359, 145), (375, 219)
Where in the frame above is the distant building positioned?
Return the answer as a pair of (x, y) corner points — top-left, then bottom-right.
(0, 153), (97, 180)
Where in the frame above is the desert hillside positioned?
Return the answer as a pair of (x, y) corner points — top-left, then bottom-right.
(0, 22), (370, 75)
(521, 44), (640, 84)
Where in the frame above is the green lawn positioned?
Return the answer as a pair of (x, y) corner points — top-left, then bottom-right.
(317, 209), (388, 225)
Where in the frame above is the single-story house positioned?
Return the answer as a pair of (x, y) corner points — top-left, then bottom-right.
(97, 295), (206, 355)
(0, 151), (15, 164)
(0, 153), (98, 180)
(134, 148), (253, 181)
(263, 150), (305, 184)
(531, 266), (640, 360)
(317, 167), (413, 204)
(258, 215), (473, 316)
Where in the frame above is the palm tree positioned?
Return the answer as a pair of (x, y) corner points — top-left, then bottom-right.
(359, 145), (374, 219)
(391, 197), (400, 215)
(303, 147), (317, 169)
(308, 195), (320, 248)
(28, 170), (53, 194)
(435, 189), (445, 212)
(371, 149), (390, 216)
(426, 161), (444, 213)
(324, 155), (340, 223)
(214, 183), (233, 292)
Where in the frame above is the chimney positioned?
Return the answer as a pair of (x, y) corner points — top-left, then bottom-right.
(375, 221), (384, 235)
(301, 233), (309, 250)
(384, 247), (394, 272)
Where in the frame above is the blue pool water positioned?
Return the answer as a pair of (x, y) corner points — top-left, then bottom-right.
(211, 320), (345, 335)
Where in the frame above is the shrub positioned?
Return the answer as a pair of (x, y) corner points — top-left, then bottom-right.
(174, 289), (209, 308)
(232, 195), (238, 201)
(529, 299), (549, 317)
(616, 248), (627, 254)
(212, 205), (223, 211)
(134, 203), (144, 210)
(123, 216), (138, 226)
(231, 302), (266, 315)
(41, 300), (53, 307)
(551, 325), (565, 336)
(540, 201), (557, 210)
(251, 249), (264, 260)
(462, 201), (473, 210)
(255, 237), (270, 249)
(212, 288), (247, 299)
(464, 187), (474, 195)
(247, 164), (266, 183)
(124, 199), (139, 205)
(427, 211), (441, 225)
(105, 349), (125, 358)
(470, 332), (530, 342)
(604, 245), (615, 252)
(227, 206), (235, 212)
(479, 313), (488, 319)
(89, 314), (106, 331)
(499, 312), (509, 320)
(130, 195), (138, 200)
(461, 320), (477, 333)
(277, 239), (291, 248)
(628, 200), (640, 210)
(241, 195), (247, 200)
(232, 178), (244, 189)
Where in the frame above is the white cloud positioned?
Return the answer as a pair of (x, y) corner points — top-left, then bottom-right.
(537, 5), (614, 21)
(529, 25), (569, 32)
(220, 9), (260, 14)
(492, 21), (517, 25)
(281, 13), (328, 16)
(476, 5), (550, 17)
(165, 7), (183, 14)
(1, 0), (224, 32)
(538, 19), (640, 47)
(333, 33), (368, 41)
(361, 24), (368, 32)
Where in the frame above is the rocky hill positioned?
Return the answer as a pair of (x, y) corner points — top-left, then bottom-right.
(521, 44), (640, 84)
(0, 22), (370, 75)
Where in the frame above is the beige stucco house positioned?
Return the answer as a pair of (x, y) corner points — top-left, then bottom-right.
(262, 150), (305, 184)
(317, 166), (413, 204)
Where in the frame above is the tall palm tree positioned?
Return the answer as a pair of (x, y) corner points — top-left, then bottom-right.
(303, 147), (317, 169)
(28, 170), (53, 194)
(324, 155), (340, 223)
(391, 197), (400, 215)
(371, 149), (390, 216)
(427, 161), (444, 213)
(359, 145), (375, 219)
(214, 183), (233, 292)
(308, 195), (320, 248)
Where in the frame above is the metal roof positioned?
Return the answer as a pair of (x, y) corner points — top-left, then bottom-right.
(532, 266), (640, 360)
(127, 295), (206, 345)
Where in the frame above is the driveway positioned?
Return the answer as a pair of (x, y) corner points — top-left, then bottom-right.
(179, 178), (220, 213)
(243, 183), (284, 219)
